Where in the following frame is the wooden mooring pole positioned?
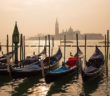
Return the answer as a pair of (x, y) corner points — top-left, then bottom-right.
(105, 35), (107, 67)
(20, 34), (22, 68)
(76, 33), (82, 96)
(52, 37), (54, 47)
(60, 37), (61, 47)
(85, 35), (87, 63)
(0, 43), (1, 52)
(6, 34), (9, 54)
(48, 35), (51, 71)
(45, 36), (47, 57)
(64, 35), (66, 63)
(21, 35), (23, 67)
(76, 33), (79, 79)
(106, 30), (109, 78)
(81, 35), (87, 96)
(51, 37), (54, 56)
(105, 30), (109, 96)
(45, 36), (47, 47)
(105, 34), (107, 76)
(38, 37), (40, 54)
(23, 36), (25, 67)
(12, 37), (14, 61)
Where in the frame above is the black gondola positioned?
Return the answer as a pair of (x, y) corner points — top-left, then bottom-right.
(81, 46), (104, 82)
(0, 51), (14, 63)
(19, 46), (47, 65)
(45, 47), (83, 84)
(0, 46), (47, 74)
(9, 47), (62, 78)
(0, 51), (15, 75)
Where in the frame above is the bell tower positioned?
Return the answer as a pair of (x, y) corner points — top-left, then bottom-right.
(55, 19), (59, 36)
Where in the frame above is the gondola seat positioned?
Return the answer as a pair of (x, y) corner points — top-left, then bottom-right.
(66, 57), (78, 67)
(84, 66), (98, 73)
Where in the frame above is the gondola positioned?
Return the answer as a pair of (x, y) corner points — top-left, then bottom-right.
(81, 46), (104, 82)
(0, 51), (15, 74)
(0, 46), (47, 75)
(45, 47), (83, 84)
(0, 51), (14, 63)
(9, 47), (62, 78)
(19, 46), (46, 65)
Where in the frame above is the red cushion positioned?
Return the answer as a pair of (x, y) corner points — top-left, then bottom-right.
(67, 57), (78, 67)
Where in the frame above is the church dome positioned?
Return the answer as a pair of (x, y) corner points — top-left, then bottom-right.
(68, 26), (73, 33)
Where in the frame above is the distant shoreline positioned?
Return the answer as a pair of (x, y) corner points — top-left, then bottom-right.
(27, 38), (104, 41)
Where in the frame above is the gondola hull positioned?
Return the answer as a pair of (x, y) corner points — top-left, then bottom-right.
(45, 47), (83, 84)
(81, 66), (104, 82)
(0, 51), (14, 63)
(0, 69), (9, 75)
(45, 66), (78, 84)
(9, 48), (62, 78)
(10, 62), (59, 78)
(81, 46), (105, 83)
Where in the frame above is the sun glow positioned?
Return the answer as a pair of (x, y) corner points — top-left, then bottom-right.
(0, 0), (110, 41)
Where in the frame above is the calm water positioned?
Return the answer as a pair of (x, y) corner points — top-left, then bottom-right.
(0, 40), (110, 96)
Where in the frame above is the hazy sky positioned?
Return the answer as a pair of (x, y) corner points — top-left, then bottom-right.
(0, 0), (110, 41)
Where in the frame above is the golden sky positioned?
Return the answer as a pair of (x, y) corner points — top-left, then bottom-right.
(0, 0), (110, 41)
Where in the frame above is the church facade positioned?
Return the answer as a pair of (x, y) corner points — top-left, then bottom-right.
(54, 19), (83, 40)
(29, 19), (104, 40)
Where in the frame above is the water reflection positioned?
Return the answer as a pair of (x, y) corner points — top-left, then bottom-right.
(12, 77), (41, 96)
(0, 76), (12, 96)
(82, 75), (104, 96)
(0, 76), (11, 87)
(46, 75), (77, 96)
(0, 40), (109, 96)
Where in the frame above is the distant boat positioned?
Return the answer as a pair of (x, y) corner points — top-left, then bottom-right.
(61, 40), (73, 43)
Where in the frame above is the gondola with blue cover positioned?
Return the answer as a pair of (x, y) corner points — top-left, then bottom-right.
(81, 46), (104, 82)
(45, 47), (83, 84)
